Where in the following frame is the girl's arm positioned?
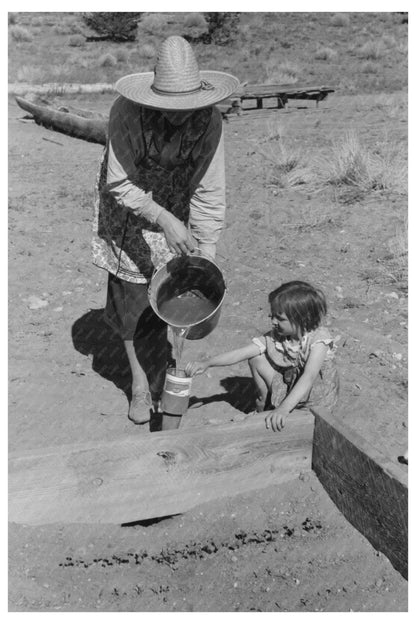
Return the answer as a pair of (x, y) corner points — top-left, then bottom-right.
(185, 343), (260, 377)
(265, 342), (327, 432)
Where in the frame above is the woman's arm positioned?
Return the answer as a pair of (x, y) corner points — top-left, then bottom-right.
(106, 98), (195, 255)
(265, 342), (327, 431)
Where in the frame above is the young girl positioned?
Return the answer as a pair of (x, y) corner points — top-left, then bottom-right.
(185, 281), (339, 432)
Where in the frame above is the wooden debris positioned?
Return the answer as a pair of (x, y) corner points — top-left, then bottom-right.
(9, 410), (314, 526)
(312, 408), (408, 579)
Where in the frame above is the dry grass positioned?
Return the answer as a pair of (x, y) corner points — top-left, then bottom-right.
(7, 12), (407, 94)
(317, 131), (407, 194)
(16, 65), (45, 83)
(357, 40), (385, 60)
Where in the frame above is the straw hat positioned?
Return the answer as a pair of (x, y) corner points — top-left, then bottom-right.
(115, 36), (240, 110)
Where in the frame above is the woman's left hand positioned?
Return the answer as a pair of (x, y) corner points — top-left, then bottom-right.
(265, 408), (290, 432)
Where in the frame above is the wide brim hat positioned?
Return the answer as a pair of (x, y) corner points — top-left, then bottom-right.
(115, 35), (240, 110)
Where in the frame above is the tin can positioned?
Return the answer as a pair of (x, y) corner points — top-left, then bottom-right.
(161, 368), (192, 417)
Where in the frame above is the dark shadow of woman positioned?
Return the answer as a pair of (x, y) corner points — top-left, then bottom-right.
(71, 307), (173, 427)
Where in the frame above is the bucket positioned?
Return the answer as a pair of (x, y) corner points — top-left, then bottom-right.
(148, 252), (226, 340)
(161, 367), (192, 430)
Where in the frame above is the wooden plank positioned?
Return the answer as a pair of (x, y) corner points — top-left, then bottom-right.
(9, 410), (314, 526)
(311, 408), (408, 579)
(239, 83), (334, 99)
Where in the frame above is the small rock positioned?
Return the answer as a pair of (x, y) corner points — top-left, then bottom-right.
(393, 353), (403, 361)
(53, 306), (63, 312)
(27, 296), (48, 310)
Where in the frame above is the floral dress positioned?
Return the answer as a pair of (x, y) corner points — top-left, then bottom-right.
(252, 326), (339, 412)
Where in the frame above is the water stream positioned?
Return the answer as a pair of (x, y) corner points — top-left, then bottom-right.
(170, 325), (190, 370)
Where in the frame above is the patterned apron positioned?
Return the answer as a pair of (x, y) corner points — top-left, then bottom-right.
(92, 107), (216, 284)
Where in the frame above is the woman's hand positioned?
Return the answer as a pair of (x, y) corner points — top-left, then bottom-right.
(265, 408), (290, 432)
(184, 360), (209, 377)
(156, 210), (195, 255)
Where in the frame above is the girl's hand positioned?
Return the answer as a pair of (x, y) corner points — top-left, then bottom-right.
(184, 360), (208, 377)
(265, 408), (290, 432)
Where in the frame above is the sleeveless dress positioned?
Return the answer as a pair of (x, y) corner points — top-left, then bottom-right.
(252, 326), (340, 412)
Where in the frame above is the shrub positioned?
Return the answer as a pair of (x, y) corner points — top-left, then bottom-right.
(314, 46), (337, 61)
(330, 13), (350, 27)
(98, 53), (117, 67)
(68, 34), (85, 47)
(318, 131), (407, 194)
(357, 40), (385, 60)
(140, 13), (168, 35)
(203, 12), (240, 45)
(8, 13), (18, 25)
(16, 65), (45, 83)
(82, 12), (142, 41)
(114, 48), (129, 63)
(138, 43), (156, 59)
(361, 61), (378, 74)
(184, 13), (207, 29)
(10, 25), (33, 42)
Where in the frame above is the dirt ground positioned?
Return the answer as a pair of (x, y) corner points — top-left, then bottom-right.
(8, 92), (408, 611)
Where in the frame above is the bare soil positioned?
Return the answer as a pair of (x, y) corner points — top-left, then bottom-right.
(8, 92), (408, 611)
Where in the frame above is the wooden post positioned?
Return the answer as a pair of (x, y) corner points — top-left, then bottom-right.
(9, 410), (314, 526)
(311, 408), (408, 579)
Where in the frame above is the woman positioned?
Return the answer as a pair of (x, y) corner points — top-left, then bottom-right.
(92, 36), (239, 424)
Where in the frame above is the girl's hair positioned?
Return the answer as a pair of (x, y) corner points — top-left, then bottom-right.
(268, 281), (327, 335)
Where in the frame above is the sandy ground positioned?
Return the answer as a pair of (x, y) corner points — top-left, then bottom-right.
(8, 92), (408, 611)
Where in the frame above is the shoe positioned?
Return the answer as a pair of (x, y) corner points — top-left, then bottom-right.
(128, 389), (152, 425)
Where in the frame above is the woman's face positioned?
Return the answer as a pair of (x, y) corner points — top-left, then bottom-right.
(161, 110), (194, 126)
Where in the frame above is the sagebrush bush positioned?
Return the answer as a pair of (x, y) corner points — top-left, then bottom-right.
(361, 61), (378, 74)
(357, 40), (385, 60)
(83, 12), (141, 41)
(203, 12), (240, 45)
(10, 25), (33, 42)
(184, 13), (207, 29)
(68, 34), (85, 47)
(114, 48), (129, 63)
(8, 12), (17, 25)
(140, 13), (168, 35)
(138, 43), (156, 59)
(318, 131), (407, 194)
(98, 53), (117, 67)
(314, 46), (337, 61)
(330, 13), (350, 27)
(16, 65), (45, 83)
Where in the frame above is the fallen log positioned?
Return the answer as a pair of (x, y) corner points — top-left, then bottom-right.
(312, 407), (408, 579)
(9, 410), (314, 526)
(15, 95), (108, 145)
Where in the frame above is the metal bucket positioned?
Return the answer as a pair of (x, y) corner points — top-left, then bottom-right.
(148, 252), (226, 340)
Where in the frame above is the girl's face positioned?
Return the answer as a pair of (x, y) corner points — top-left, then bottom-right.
(269, 304), (298, 339)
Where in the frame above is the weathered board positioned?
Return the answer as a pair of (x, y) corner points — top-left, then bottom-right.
(9, 410), (314, 526)
(311, 408), (408, 579)
(236, 83), (335, 110)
